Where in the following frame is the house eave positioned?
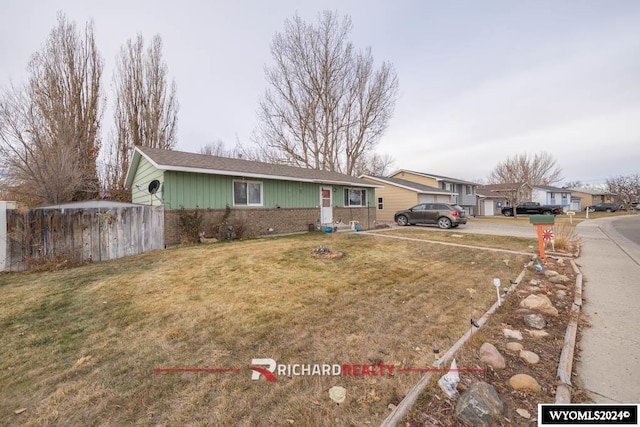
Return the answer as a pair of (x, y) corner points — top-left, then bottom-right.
(126, 147), (378, 189)
(361, 175), (455, 195)
(390, 169), (477, 185)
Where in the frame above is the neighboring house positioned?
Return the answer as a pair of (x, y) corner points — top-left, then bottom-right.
(568, 187), (615, 211)
(124, 146), (379, 245)
(475, 183), (533, 216)
(387, 170), (479, 215)
(359, 175), (455, 222)
(531, 185), (572, 212)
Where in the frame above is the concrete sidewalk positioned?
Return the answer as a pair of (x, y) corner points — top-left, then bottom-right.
(575, 217), (640, 403)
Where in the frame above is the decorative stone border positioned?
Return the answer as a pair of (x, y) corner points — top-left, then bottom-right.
(380, 262), (533, 426)
(380, 256), (583, 426)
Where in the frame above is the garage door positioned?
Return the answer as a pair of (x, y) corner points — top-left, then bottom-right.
(418, 194), (434, 203)
(484, 199), (494, 216)
(436, 195), (451, 203)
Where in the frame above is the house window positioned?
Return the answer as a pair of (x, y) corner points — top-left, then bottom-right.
(465, 185), (472, 195)
(377, 197), (383, 210)
(561, 193), (567, 200)
(344, 188), (367, 207)
(442, 182), (453, 191)
(233, 180), (262, 206)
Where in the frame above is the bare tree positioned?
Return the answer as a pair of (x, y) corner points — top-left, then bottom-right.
(487, 152), (562, 218)
(0, 14), (103, 205)
(199, 139), (238, 158)
(255, 11), (398, 176)
(564, 180), (583, 189)
(105, 33), (178, 200)
(353, 152), (395, 176)
(606, 174), (640, 207)
(488, 152), (563, 187)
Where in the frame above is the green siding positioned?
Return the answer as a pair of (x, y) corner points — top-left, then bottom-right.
(132, 164), (376, 210)
(333, 186), (376, 208)
(132, 157), (164, 205)
(162, 171), (323, 209)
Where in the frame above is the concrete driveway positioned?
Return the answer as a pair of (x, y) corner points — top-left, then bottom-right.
(444, 217), (537, 238)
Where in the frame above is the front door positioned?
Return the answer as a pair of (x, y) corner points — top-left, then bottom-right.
(320, 187), (333, 225)
(423, 203), (439, 223)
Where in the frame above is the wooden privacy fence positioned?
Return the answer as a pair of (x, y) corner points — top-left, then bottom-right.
(1, 205), (164, 271)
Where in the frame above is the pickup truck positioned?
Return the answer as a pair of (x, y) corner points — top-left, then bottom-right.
(501, 202), (563, 216)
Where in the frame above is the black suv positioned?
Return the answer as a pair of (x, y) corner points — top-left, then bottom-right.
(394, 203), (467, 229)
(586, 203), (618, 212)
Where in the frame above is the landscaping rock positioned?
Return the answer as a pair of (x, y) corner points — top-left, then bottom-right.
(517, 408), (531, 419)
(526, 286), (541, 293)
(455, 382), (505, 427)
(528, 279), (541, 286)
(520, 294), (559, 316)
(527, 329), (550, 338)
(523, 313), (547, 329)
(544, 270), (559, 277)
(550, 275), (570, 284)
(479, 343), (505, 369)
(514, 308), (533, 315)
(519, 350), (540, 364)
(502, 328), (523, 340)
(554, 284), (568, 290)
(329, 386), (346, 404)
(508, 374), (540, 393)
(556, 290), (567, 300)
(506, 342), (524, 353)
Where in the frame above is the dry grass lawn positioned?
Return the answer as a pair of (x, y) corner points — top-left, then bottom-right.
(369, 227), (538, 254)
(0, 232), (530, 426)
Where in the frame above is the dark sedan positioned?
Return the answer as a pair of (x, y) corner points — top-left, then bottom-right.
(586, 203), (619, 213)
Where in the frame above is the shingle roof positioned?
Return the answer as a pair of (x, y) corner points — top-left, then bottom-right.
(391, 169), (478, 185)
(476, 183), (531, 197)
(569, 187), (614, 196)
(125, 146), (378, 188)
(533, 185), (571, 192)
(36, 200), (146, 209)
(477, 183), (528, 191)
(361, 175), (455, 194)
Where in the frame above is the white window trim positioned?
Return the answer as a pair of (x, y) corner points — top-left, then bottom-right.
(233, 179), (263, 207)
(344, 188), (367, 207)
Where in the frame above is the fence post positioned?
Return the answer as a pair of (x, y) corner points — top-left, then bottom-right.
(0, 201), (16, 272)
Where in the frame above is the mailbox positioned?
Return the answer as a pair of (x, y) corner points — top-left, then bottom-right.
(529, 215), (555, 225)
(529, 215), (555, 260)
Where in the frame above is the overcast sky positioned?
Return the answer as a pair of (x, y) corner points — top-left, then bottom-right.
(2, 0), (639, 184)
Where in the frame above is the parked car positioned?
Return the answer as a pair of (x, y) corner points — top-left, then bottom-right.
(394, 203), (467, 229)
(586, 203), (619, 213)
(501, 202), (563, 216)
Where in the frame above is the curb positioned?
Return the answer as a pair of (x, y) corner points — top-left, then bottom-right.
(555, 259), (583, 403)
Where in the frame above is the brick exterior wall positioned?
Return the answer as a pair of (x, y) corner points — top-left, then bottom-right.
(163, 207), (376, 246)
(333, 207), (376, 229)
